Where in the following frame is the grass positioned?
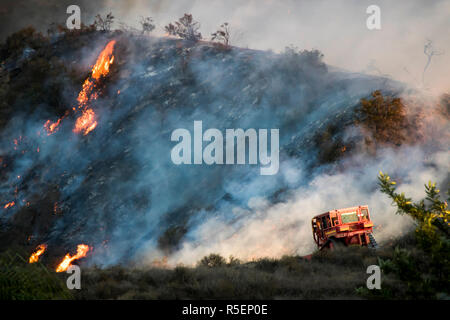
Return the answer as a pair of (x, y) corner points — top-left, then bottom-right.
(0, 231), (447, 300)
(0, 250), (73, 300)
(76, 247), (378, 300)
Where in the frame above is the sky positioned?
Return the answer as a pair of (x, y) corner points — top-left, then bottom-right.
(1, 0), (449, 92)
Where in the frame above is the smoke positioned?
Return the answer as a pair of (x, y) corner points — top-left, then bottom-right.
(159, 146), (449, 265)
(2, 0), (449, 91)
(0, 5), (448, 268)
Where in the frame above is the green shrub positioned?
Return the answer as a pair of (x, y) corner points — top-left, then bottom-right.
(356, 91), (417, 148)
(0, 251), (73, 300)
(375, 172), (450, 298)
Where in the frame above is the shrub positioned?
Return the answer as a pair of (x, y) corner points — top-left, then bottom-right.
(140, 17), (156, 35)
(211, 22), (231, 47)
(199, 253), (226, 268)
(227, 255), (241, 267)
(356, 91), (413, 148)
(55, 23), (97, 38)
(376, 172), (450, 298)
(282, 45), (327, 75)
(165, 14), (202, 42)
(94, 12), (115, 31)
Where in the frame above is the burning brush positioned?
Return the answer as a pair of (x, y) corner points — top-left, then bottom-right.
(44, 40), (117, 136)
(55, 244), (91, 272)
(28, 243), (91, 272)
(3, 201), (15, 209)
(28, 244), (47, 263)
(14, 41), (116, 272)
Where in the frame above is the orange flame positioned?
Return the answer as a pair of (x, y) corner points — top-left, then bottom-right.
(56, 244), (91, 272)
(73, 108), (98, 135)
(43, 40), (116, 136)
(91, 41), (115, 80)
(4, 201), (15, 209)
(44, 118), (63, 135)
(73, 40), (116, 135)
(29, 244), (47, 263)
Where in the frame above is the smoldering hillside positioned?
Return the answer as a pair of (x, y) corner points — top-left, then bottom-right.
(0, 27), (448, 269)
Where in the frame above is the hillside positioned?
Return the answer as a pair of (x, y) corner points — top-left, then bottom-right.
(0, 27), (448, 277)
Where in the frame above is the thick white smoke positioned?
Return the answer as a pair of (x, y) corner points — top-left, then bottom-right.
(138, 93), (450, 266)
(158, 148), (448, 266)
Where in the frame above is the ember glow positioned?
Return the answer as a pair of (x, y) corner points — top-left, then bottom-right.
(44, 118), (63, 135)
(3, 201), (15, 209)
(28, 244), (47, 263)
(55, 244), (91, 272)
(43, 40), (116, 136)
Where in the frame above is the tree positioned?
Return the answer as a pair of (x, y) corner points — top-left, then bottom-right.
(423, 40), (444, 85)
(377, 172), (450, 297)
(199, 253), (226, 268)
(164, 14), (202, 42)
(211, 22), (231, 46)
(94, 12), (114, 31)
(379, 172), (449, 246)
(356, 90), (410, 147)
(139, 16), (155, 35)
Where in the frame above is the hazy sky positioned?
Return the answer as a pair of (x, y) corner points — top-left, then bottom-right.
(1, 0), (449, 92)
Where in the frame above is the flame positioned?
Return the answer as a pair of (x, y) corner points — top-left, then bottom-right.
(151, 256), (169, 268)
(73, 108), (98, 135)
(44, 118), (63, 135)
(43, 40), (116, 136)
(91, 41), (115, 80)
(4, 201), (15, 209)
(73, 40), (116, 135)
(29, 244), (47, 263)
(56, 244), (91, 272)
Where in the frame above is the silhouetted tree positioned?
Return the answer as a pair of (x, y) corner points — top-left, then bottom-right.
(140, 16), (155, 35)
(94, 12), (114, 31)
(423, 39), (444, 85)
(199, 254), (226, 268)
(211, 22), (231, 46)
(165, 14), (202, 42)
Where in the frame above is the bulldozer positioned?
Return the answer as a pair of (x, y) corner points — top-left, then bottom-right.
(311, 205), (377, 250)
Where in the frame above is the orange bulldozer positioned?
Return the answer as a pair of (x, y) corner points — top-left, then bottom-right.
(312, 205), (377, 250)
